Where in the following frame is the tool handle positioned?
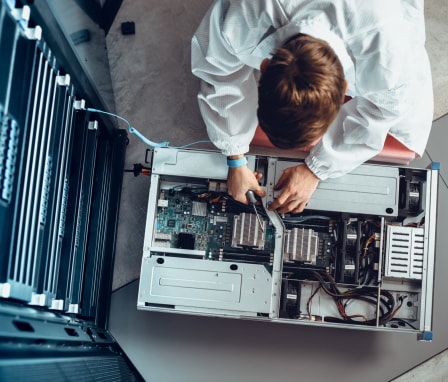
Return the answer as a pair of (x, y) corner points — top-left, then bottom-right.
(245, 189), (257, 204)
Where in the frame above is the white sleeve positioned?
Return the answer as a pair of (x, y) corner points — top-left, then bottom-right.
(306, 22), (417, 180)
(191, 3), (259, 156)
(306, 96), (400, 180)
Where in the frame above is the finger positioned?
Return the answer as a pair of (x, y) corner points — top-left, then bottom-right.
(255, 187), (266, 198)
(277, 200), (301, 214)
(291, 202), (307, 214)
(234, 193), (249, 204)
(269, 191), (292, 211)
(249, 184), (266, 199)
(228, 189), (248, 204)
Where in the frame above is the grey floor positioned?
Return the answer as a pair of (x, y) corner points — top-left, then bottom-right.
(106, 1), (448, 381)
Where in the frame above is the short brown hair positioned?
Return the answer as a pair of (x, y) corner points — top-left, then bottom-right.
(257, 33), (345, 149)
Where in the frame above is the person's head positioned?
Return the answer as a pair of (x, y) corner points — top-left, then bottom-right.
(257, 33), (347, 149)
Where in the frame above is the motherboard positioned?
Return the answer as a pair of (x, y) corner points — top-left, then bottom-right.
(152, 185), (275, 265)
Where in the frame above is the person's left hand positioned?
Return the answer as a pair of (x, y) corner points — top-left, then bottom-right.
(269, 164), (320, 214)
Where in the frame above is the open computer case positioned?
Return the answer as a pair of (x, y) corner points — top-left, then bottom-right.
(138, 148), (438, 339)
(0, 1), (439, 380)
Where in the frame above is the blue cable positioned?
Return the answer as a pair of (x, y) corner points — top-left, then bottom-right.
(87, 108), (170, 148)
(86, 108), (212, 149)
(175, 140), (212, 149)
(87, 108), (211, 149)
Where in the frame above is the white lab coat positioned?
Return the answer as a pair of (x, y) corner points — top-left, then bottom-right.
(191, 0), (433, 180)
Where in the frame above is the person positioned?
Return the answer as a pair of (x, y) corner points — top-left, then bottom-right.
(191, 0), (433, 214)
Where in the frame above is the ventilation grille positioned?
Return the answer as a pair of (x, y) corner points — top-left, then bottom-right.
(0, 355), (142, 382)
(385, 226), (425, 279)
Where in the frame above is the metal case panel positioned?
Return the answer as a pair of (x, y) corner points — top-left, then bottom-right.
(139, 256), (273, 315)
(152, 147), (255, 179)
(274, 161), (399, 216)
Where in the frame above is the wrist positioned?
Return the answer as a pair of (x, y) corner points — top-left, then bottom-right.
(304, 163), (320, 181)
(227, 156), (247, 168)
(227, 153), (244, 159)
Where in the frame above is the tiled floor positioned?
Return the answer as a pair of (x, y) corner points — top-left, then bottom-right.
(106, 1), (448, 381)
(106, 0), (215, 291)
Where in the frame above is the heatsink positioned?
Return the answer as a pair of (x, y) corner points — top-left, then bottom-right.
(283, 228), (319, 264)
(231, 212), (265, 250)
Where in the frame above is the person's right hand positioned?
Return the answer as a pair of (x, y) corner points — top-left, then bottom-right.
(268, 163), (320, 214)
(227, 165), (266, 204)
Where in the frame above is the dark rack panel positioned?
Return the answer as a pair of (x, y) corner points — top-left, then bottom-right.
(0, 301), (145, 382)
(0, 1), (126, 327)
(0, 2), (142, 379)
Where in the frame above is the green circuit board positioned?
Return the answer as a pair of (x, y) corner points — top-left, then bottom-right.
(152, 186), (275, 264)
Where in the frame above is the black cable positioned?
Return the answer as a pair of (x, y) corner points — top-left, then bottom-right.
(295, 269), (395, 326)
(388, 318), (418, 330)
(222, 194), (269, 217)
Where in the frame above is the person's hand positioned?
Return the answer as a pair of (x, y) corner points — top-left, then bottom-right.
(269, 164), (320, 214)
(227, 165), (266, 204)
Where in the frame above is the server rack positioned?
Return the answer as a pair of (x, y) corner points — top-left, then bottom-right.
(0, 2), (143, 380)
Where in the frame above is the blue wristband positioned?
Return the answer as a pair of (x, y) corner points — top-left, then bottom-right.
(227, 157), (248, 168)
